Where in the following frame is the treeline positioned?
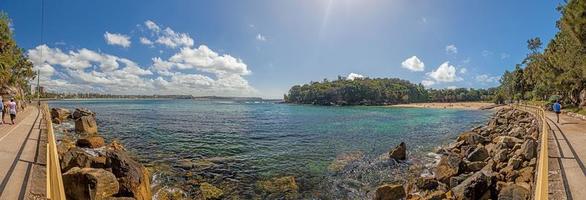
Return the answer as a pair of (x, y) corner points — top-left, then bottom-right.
(496, 0), (586, 108)
(0, 12), (35, 98)
(284, 77), (496, 105)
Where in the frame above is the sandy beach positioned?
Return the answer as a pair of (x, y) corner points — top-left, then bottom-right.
(389, 102), (498, 110)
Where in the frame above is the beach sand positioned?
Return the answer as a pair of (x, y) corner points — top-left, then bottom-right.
(389, 102), (498, 110)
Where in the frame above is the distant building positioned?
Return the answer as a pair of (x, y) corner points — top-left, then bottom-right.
(36, 86), (46, 96)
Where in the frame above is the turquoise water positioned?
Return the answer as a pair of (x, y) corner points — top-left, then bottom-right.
(49, 99), (492, 199)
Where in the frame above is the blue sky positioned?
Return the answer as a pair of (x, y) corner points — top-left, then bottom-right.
(2, 0), (563, 98)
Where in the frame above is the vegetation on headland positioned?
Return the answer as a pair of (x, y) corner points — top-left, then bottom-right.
(495, 1), (586, 109)
(0, 12), (36, 99)
(284, 77), (497, 106)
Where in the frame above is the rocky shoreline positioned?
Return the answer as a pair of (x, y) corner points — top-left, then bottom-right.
(376, 107), (540, 200)
(51, 107), (151, 200)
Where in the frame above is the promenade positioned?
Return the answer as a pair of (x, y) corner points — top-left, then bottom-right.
(0, 106), (46, 200)
(547, 111), (586, 200)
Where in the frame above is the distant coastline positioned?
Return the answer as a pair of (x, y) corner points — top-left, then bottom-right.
(389, 102), (500, 110)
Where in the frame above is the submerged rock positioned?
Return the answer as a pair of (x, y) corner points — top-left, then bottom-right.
(328, 151), (364, 172)
(374, 184), (406, 200)
(389, 142), (407, 161)
(62, 167), (119, 200)
(257, 176), (299, 199)
(200, 183), (223, 200)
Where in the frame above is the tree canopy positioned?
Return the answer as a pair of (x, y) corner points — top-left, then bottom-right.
(496, 0), (586, 107)
(284, 77), (495, 106)
(0, 12), (36, 97)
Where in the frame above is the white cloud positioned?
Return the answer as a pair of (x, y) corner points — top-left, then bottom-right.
(427, 62), (461, 82)
(445, 44), (458, 55)
(447, 86), (457, 89)
(500, 53), (510, 59)
(104, 32), (131, 48)
(475, 74), (500, 83)
(141, 20), (194, 48)
(482, 50), (493, 57)
(401, 56), (425, 72)
(346, 73), (365, 80)
(145, 20), (160, 32)
(140, 37), (154, 45)
(459, 68), (467, 74)
(167, 45), (251, 76)
(256, 34), (266, 41)
(421, 80), (435, 86)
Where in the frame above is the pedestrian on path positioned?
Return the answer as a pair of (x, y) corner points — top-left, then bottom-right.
(0, 96), (3, 125)
(8, 98), (17, 125)
(553, 100), (562, 123)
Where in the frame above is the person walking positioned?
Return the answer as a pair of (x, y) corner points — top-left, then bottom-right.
(8, 98), (17, 125)
(553, 100), (562, 123)
(0, 96), (3, 125)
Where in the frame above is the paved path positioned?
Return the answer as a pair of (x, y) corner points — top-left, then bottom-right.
(0, 106), (45, 200)
(546, 111), (586, 200)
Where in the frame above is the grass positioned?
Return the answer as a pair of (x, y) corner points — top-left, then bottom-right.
(565, 106), (586, 116)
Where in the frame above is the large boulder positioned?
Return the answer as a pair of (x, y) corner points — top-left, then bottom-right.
(257, 176), (299, 199)
(75, 116), (98, 135)
(389, 142), (407, 161)
(519, 139), (537, 160)
(451, 171), (489, 200)
(60, 148), (107, 172)
(435, 154), (463, 183)
(467, 145), (489, 162)
(374, 184), (406, 200)
(415, 177), (439, 190)
(77, 136), (106, 148)
(62, 167), (119, 200)
(457, 131), (485, 145)
(200, 183), (223, 200)
(51, 108), (71, 122)
(498, 184), (529, 200)
(105, 149), (151, 200)
(72, 107), (96, 119)
(493, 136), (523, 148)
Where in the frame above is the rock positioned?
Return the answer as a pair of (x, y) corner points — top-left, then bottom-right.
(423, 191), (447, 200)
(494, 149), (510, 162)
(60, 148), (107, 172)
(57, 138), (77, 157)
(105, 149), (151, 200)
(493, 136), (523, 148)
(467, 146), (489, 162)
(72, 107), (96, 119)
(519, 139), (537, 160)
(175, 159), (194, 170)
(328, 151), (364, 172)
(498, 184), (529, 200)
(389, 142), (407, 161)
(415, 177), (439, 190)
(507, 156), (522, 170)
(435, 154), (463, 183)
(465, 161), (487, 172)
(451, 171), (489, 200)
(449, 174), (471, 189)
(62, 167), (119, 200)
(199, 183), (223, 200)
(257, 176), (299, 199)
(51, 108), (71, 121)
(75, 116), (98, 135)
(109, 140), (127, 151)
(515, 167), (534, 183)
(76, 136), (105, 148)
(457, 131), (484, 145)
(374, 184), (406, 200)
(580, 89), (586, 108)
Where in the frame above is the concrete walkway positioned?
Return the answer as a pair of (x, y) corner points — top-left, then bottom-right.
(546, 111), (586, 200)
(0, 106), (46, 200)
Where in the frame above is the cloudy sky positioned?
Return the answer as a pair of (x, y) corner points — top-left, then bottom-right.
(2, 0), (562, 98)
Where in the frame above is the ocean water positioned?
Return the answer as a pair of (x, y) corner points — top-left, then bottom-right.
(49, 99), (493, 199)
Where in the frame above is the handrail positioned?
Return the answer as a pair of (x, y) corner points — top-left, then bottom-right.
(41, 103), (66, 200)
(513, 103), (548, 200)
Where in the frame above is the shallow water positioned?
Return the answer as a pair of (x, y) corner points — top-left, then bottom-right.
(50, 99), (493, 199)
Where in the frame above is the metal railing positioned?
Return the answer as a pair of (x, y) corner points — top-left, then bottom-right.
(41, 103), (66, 199)
(513, 104), (548, 200)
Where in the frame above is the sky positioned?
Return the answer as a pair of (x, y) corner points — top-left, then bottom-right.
(1, 0), (563, 98)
